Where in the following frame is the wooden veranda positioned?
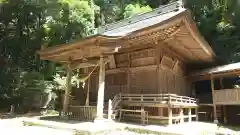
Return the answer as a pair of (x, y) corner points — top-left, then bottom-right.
(37, 1), (215, 125)
(189, 62), (240, 124)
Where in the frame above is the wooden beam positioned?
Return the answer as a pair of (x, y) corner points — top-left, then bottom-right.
(70, 63), (97, 69)
(211, 75), (218, 123)
(77, 63), (178, 76)
(69, 58), (108, 70)
(40, 45), (119, 63)
(63, 65), (72, 114)
(189, 70), (240, 82)
(117, 43), (154, 53)
(108, 55), (116, 69)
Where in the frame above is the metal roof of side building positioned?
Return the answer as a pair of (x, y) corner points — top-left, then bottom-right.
(189, 62), (240, 80)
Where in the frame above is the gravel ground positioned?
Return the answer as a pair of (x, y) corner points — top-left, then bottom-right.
(2, 126), (73, 135)
(97, 130), (155, 135)
(0, 118), (238, 135)
(0, 119), (73, 135)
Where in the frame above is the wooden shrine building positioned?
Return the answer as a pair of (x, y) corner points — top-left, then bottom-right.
(37, 1), (216, 125)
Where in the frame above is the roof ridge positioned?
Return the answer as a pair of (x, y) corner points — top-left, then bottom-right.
(98, 1), (183, 33)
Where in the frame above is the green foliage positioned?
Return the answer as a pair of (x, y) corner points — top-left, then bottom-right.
(185, 0), (240, 63)
(123, 3), (152, 18)
(52, 73), (78, 91)
(0, 0), (96, 109)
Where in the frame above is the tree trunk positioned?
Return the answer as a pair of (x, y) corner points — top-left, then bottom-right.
(41, 92), (52, 109)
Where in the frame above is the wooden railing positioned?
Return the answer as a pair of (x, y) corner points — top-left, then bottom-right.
(215, 89), (240, 105)
(68, 106), (97, 121)
(120, 93), (197, 104)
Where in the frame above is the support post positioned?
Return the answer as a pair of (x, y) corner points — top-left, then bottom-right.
(95, 56), (106, 121)
(127, 53), (131, 93)
(223, 105), (227, 124)
(108, 99), (112, 121)
(156, 47), (162, 116)
(85, 76), (90, 106)
(211, 75), (218, 123)
(188, 108), (191, 123)
(168, 105), (172, 125)
(141, 105), (145, 125)
(220, 77), (224, 89)
(180, 107), (184, 124)
(63, 65), (72, 114)
(195, 107), (198, 121)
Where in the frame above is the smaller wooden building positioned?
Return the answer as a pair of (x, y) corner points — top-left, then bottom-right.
(189, 62), (240, 124)
(37, 1), (216, 125)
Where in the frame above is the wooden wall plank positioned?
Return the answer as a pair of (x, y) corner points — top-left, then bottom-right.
(82, 46), (191, 102)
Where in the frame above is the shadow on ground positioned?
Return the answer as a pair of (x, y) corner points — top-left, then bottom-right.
(39, 116), (89, 124)
(220, 125), (240, 131)
(0, 112), (40, 119)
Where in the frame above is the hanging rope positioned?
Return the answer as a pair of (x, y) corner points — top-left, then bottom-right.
(77, 64), (99, 88)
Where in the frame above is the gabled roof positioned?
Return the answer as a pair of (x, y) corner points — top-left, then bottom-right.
(99, 2), (185, 37)
(37, 1), (215, 64)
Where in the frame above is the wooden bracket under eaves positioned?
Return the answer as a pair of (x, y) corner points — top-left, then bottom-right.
(161, 55), (175, 70)
(173, 60), (179, 72)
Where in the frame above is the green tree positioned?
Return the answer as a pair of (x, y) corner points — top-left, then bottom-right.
(185, 0), (240, 63)
(123, 3), (152, 18)
(0, 0), (96, 110)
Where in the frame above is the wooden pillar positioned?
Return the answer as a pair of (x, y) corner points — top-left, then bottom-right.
(141, 105), (145, 125)
(211, 75), (218, 123)
(108, 99), (112, 120)
(168, 105), (172, 125)
(85, 76), (90, 106)
(127, 52), (131, 93)
(223, 105), (227, 124)
(220, 77), (224, 89)
(156, 46), (161, 93)
(159, 108), (163, 116)
(95, 56), (106, 120)
(188, 108), (191, 123)
(195, 107), (199, 121)
(156, 46), (162, 116)
(180, 107), (184, 124)
(63, 65), (72, 114)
